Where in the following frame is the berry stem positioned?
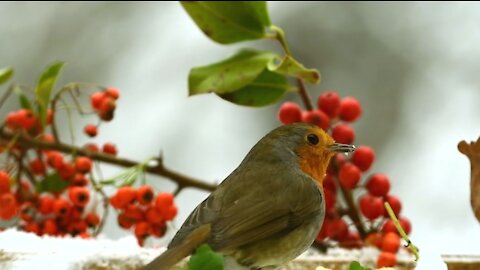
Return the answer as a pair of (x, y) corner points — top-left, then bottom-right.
(296, 78), (314, 111)
(0, 128), (217, 192)
(335, 175), (367, 237)
(384, 202), (420, 261)
(89, 174), (109, 236)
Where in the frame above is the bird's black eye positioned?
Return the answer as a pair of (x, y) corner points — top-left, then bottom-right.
(306, 134), (319, 145)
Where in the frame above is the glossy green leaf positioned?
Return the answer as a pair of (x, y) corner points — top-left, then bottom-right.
(219, 69), (290, 107)
(0, 68), (13, 85)
(14, 87), (33, 110)
(181, 1), (271, 44)
(35, 62), (64, 126)
(348, 261), (372, 270)
(36, 172), (69, 193)
(268, 55), (320, 84)
(189, 49), (279, 95)
(188, 244), (224, 270)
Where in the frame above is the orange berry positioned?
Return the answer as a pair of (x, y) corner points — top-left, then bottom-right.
(365, 232), (382, 248)
(105, 87), (120, 99)
(155, 192), (174, 211)
(23, 222), (40, 235)
(134, 221), (151, 239)
(377, 252), (397, 268)
(136, 185), (154, 205)
(38, 195), (54, 215)
(0, 171), (10, 194)
(145, 207), (163, 224)
(68, 186), (90, 207)
(117, 212), (134, 229)
(29, 158), (46, 175)
(46, 151), (64, 169)
(53, 198), (71, 216)
(381, 232), (401, 253)
(75, 157), (93, 173)
(115, 186), (136, 208)
(83, 124), (98, 137)
(102, 143), (117, 156)
(109, 195), (123, 209)
(85, 212), (100, 227)
(42, 219), (58, 235)
(0, 193), (17, 220)
(164, 205), (178, 221)
(90, 92), (107, 110)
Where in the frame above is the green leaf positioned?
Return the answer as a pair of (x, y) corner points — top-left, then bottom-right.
(36, 172), (69, 193)
(35, 62), (64, 126)
(219, 69), (290, 107)
(189, 49), (279, 96)
(188, 244), (224, 270)
(14, 87), (33, 110)
(348, 261), (372, 270)
(268, 55), (320, 84)
(0, 68), (13, 85)
(181, 1), (271, 44)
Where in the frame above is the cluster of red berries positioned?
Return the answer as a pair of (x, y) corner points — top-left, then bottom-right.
(84, 87), (120, 137)
(0, 160), (100, 238)
(278, 91), (412, 268)
(109, 186), (177, 246)
(0, 86), (155, 242)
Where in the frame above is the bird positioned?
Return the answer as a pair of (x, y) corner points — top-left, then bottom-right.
(143, 123), (355, 270)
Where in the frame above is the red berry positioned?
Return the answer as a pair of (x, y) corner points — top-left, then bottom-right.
(318, 91), (341, 118)
(339, 163), (361, 189)
(326, 218), (348, 241)
(90, 92), (107, 110)
(324, 189), (336, 211)
(53, 198), (71, 216)
(146, 207), (164, 224)
(46, 151), (64, 169)
(381, 232), (401, 253)
(38, 195), (54, 215)
(381, 219), (397, 234)
(0, 171), (10, 194)
(29, 158), (46, 175)
(365, 232), (382, 248)
(385, 195), (402, 217)
(105, 87), (120, 99)
(68, 186), (90, 207)
(123, 205), (145, 221)
(17, 109), (37, 130)
(115, 186), (136, 208)
(5, 111), (21, 130)
(351, 146), (375, 171)
(0, 193), (17, 220)
(151, 223), (166, 237)
(339, 97), (362, 122)
(68, 220), (88, 236)
(301, 110), (330, 130)
(46, 109), (53, 125)
(366, 173), (390, 197)
(323, 174), (336, 193)
(278, 102), (302, 124)
(98, 97), (116, 121)
(58, 163), (75, 181)
(136, 185), (154, 205)
(75, 157), (93, 173)
(377, 252), (397, 268)
(134, 221), (151, 239)
(399, 217), (412, 235)
(83, 143), (100, 153)
(164, 205), (178, 221)
(155, 192), (174, 212)
(102, 143), (117, 156)
(85, 212), (100, 227)
(84, 124), (98, 137)
(72, 174), (89, 186)
(339, 230), (362, 249)
(359, 194), (384, 220)
(42, 219), (58, 235)
(23, 222), (40, 235)
(117, 212), (134, 229)
(331, 124), (355, 144)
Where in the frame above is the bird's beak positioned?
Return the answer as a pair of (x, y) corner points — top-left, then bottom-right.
(328, 143), (356, 153)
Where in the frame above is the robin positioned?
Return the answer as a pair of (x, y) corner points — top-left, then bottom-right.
(143, 123), (355, 270)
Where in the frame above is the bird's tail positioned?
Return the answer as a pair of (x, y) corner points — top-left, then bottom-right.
(142, 224), (211, 270)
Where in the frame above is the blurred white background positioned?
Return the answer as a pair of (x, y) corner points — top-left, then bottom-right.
(1, 2), (480, 269)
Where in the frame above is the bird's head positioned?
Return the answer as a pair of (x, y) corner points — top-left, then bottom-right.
(246, 123), (355, 184)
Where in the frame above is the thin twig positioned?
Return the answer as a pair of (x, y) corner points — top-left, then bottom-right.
(0, 84), (15, 110)
(296, 78), (314, 111)
(0, 128), (217, 192)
